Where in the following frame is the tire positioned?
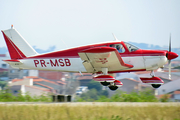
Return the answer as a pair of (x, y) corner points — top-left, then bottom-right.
(100, 81), (110, 86)
(151, 84), (161, 88)
(109, 85), (118, 91)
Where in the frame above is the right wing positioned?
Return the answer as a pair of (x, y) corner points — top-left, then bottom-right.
(78, 47), (133, 73)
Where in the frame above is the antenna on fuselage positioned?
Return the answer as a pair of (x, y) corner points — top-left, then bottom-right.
(61, 39), (68, 48)
(112, 33), (118, 41)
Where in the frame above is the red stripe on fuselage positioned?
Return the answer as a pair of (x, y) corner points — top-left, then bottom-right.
(96, 69), (147, 74)
(120, 50), (167, 57)
(26, 41), (167, 59)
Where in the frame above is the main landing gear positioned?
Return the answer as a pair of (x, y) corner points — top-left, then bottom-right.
(93, 68), (123, 91)
(109, 85), (118, 91)
(108, 80), (123, 90)
(140, 71), (164, 89)
(100, 81), (110, 86)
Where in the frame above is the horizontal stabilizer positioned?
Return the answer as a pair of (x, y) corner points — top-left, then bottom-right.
(3, 59), (23, 66)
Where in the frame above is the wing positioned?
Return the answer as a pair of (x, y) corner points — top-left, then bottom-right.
(78, 47), (133, 73)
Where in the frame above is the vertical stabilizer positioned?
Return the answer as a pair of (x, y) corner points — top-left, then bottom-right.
(1, 26), (38, 59)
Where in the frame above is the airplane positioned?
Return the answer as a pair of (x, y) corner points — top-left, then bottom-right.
(1, 25), (179, 90)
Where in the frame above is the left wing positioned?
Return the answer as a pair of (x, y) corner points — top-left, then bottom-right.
(78, 47), (133, 73)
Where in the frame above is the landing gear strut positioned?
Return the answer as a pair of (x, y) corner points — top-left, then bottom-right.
(150, 70), (155, 77)
(150, 71), (162, 88)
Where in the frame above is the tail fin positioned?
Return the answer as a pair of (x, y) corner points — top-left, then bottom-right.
(1, 26), (38, 59)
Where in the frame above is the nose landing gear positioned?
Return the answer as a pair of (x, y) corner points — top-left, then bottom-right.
(140, 71), (164, 89)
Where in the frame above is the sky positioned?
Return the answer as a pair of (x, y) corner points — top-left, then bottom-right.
(0, 0), (180, 51)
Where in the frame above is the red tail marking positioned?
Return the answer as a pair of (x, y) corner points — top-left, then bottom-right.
(2, 31), (26, 59)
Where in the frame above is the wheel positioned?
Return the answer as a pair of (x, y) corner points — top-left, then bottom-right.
(109, 85), (118, 91)
(151, 84), (161, 88)
(100, 81), (110, 86)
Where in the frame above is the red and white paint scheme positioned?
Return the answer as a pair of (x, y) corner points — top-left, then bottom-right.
(1, 26), (179, 90)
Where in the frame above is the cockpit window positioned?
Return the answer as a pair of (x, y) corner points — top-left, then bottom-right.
(109, 44), (125, 53)
(124, 42), (139, 52)
(109, 44), (115, 48)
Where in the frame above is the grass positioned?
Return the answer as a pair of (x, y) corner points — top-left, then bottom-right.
(0, 104), (179, 120)
(0, 90), (52, 102)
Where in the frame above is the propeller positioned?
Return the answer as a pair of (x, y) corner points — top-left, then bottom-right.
(168, 34), (171, 79)
(166, 34), (179, 79)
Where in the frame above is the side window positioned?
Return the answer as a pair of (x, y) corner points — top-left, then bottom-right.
(109, 44), (115, 48)
(109, 44), (125, 53)
(115, 44), (125, 53)
(98, 45), (107, 47)
(124, 42), (139, 52)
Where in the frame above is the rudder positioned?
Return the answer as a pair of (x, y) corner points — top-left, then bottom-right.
(1, 26), (38, 59)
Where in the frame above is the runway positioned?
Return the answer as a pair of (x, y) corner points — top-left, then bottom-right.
(0, 102), (180, 106)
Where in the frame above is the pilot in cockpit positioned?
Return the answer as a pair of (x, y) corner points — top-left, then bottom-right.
(116, 45), (122, 53)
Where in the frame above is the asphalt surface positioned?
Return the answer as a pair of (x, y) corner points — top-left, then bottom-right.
(0, 102), (180, 106)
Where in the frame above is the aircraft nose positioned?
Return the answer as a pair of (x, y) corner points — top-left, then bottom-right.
(166, 51), (179, 60)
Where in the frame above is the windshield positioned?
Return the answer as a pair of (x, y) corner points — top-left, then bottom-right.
(124, 42), (139, 52)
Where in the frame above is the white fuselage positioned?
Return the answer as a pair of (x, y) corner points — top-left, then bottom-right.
(9, 55), (167, 73)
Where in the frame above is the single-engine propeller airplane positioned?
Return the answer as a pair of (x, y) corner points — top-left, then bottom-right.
(1, 26), (179, 90)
